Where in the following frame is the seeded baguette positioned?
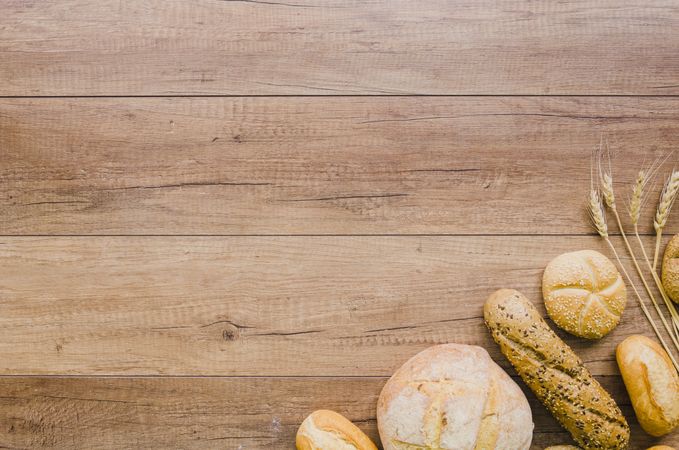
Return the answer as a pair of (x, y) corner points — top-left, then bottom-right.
(484, 289), (629, 450)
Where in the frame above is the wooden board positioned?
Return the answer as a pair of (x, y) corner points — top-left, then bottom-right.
(3, 1), (679, 448)
(0, 235), (669, 376)
(3, 97), (679, 235)
(1, 0), (679, 96)
(0, 376), (675, 449)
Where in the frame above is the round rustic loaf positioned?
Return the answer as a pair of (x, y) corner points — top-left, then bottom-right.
(662, 233), (679, 303)
(377, 344), (533, 450)
(542, 250), (626, 339)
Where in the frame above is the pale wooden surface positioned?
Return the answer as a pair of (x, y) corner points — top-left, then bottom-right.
(2, 1), (679, 95)
(2, 1), (679, 449)
(3, 97), (679, 235)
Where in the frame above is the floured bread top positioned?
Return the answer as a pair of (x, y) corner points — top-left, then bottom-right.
(543, 249), (626, 339)
(377, 344), (533, 450)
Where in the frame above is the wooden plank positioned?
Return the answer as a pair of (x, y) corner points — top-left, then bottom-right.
(2, 1), (679, 96)
(3, 97), (679, 235)
(0, 235), (669, 376)
(0, 376), (675, 449)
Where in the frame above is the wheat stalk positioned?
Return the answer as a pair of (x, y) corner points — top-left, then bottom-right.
(653, 170), (679, 271)
(593, 146), (679, 369)
(588, 188), (679, 371)
(629, 168), (679, 340)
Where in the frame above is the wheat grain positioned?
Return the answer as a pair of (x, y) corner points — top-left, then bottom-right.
(588, 189), (608, 238)
(655, 170), (679, 231)
(653, 169), (679, 271)
(629, 169), (646, 226)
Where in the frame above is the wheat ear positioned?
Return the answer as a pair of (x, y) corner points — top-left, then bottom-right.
(653, 170), (679, 271)
(589, 189), (679, 371)
(598, 155), (679, 355)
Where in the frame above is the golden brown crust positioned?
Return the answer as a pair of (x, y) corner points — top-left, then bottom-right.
(542, 250), (626, 339)
(662, 233), (679, 303)
(484, 289), (629, 450)
(296, 409), (378, 450)
(616, 335), (679, 437)
(646, 446), (677, 450)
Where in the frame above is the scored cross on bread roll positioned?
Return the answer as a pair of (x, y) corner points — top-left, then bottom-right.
(542, 250), (626, 339)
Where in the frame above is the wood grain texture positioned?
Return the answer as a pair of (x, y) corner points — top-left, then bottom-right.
(0, 376), (676, 449)
(0, 235), (670, 376)
(3, 96), (679, 235)
(2, 0), (679, 96)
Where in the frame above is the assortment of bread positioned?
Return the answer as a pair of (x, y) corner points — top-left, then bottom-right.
(542, 250), (626, 339)
(296, 248), (678, 449)
(616, 335), (679, 436)
(376, 344), (533, 450)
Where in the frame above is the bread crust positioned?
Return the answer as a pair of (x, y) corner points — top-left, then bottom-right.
(542, 250), (626, 339)
(296, 409), (378, 450)
(376, 343), (533, 450)
(662, 233), (679, 303)
(484, 289), (629, 450)
(616, 335), (679, 437)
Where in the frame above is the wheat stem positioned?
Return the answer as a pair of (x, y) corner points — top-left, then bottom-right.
(604, 238), (679, 371)
(653, 229), (663, 272)
(611, 208), (679, 353)
(634, 223), (679, 340)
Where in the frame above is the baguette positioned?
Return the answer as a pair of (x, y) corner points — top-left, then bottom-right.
(484, 289), (629, 450)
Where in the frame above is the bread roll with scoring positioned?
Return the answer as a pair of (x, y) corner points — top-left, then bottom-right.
(377, 343), (533, 450)
(616, 335), (679, 437)
(542, 250), (626, 339)
(484, 289), (629, 450)
(296, 409), (377, 450)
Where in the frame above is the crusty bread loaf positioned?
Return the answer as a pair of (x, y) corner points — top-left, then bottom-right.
(646, 446), (677, 450)
(377, 343), (533, 450)
(484, 289), (629, 450)
(616, 335), (679, 437)
(542, 250), (626, 339)
(296, 409), (377, 450)
(662, 233), (679, 303)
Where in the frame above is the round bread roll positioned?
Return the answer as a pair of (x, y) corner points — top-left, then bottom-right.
(377, 344), (533, 450)
(647, 446), (677, 450)
(616, 335), (679, 437)
(542, 250), (626, 339)
(296, 409), (377, 450)
(662, 233), (679, 303)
